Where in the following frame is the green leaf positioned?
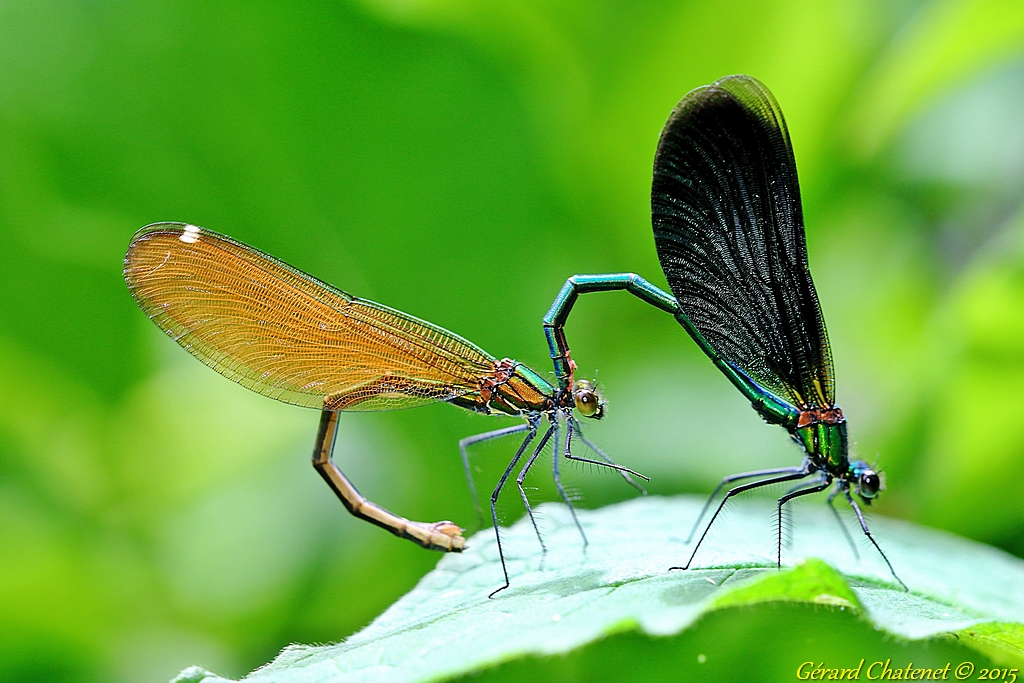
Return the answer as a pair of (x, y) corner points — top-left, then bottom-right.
(174, 495), (1024, 683)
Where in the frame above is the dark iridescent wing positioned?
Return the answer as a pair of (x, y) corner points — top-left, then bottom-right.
(651, 75), (834, 410)
(124, 223), (498, 411)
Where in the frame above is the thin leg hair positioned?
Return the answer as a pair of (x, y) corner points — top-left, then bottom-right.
(827, 484), (859, 561)
(552, 419), (588, 548)
(488, 423), (541, 598)
(687, 465), (808, 543)
(775, 477), (831, 567)
(516, 426), (555, 555)
(567, 417), (649, 491)
(460, 423), (531, 523)
(675, 467), (812, 571)
(844, 490), (908, 591)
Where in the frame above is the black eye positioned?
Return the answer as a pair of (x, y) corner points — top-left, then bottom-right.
(574, 389), (598, 416)
(859, 472), (880, 498)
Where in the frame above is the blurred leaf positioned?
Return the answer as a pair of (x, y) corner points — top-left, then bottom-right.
(354, 0), (875, 263)
(849, 0), (1024, 156)
(174, 495), (1024, 682)
(916, 210), (1024, 543)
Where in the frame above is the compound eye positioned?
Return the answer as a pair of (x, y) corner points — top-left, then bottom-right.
(859, 471), (880, 498)
(574, 388), (599, 416)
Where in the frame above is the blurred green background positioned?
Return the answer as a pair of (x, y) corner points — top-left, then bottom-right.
(2, 0), (1024, 681)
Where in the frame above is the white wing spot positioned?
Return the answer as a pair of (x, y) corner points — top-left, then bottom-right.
(179, 224), (201, 244)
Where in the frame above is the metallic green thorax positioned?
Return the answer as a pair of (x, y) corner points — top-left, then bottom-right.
(793, 417), (848, 473)
(448, 360), (557, 417)
(495, 364), (557, 415)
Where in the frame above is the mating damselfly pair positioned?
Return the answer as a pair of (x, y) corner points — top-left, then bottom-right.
(124, 75), (905, 597)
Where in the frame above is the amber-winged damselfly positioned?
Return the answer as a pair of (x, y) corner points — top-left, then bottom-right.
(124, 223), (646, 596)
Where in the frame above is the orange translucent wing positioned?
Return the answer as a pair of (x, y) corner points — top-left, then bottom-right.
(123, 223), (497, 411)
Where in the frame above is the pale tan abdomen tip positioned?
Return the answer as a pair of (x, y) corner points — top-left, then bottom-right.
(432, 521), (466, 552)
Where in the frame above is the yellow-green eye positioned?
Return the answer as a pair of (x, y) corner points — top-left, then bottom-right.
(574, 389), (598, 416)
(572, 380), (602, 418)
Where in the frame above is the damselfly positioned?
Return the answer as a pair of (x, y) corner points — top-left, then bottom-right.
(540, 75), (905, 589)
(124, 223), (645, 595)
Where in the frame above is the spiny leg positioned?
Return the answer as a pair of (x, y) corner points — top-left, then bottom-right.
(488, 424), (542, 598)
(552, 418), (588, 548)
(827, 484), (859, 561)
(460, 422), (532, 524)
(516, 426), (555, 555)
(783, 478), (816, 496)
(776, 476), (831, 568)
(778, 475), (827, 550)
(568, 416), (649, 493)
(844, 490), (909, 591)
(674, 468), (812, 571)
(686, 464), (809, 543)
(311, 409), (465, 552)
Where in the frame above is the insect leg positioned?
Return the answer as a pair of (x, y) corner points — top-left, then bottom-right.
(844, 490), (909, 591)
(516, 425), (556, 554)
(460, 423), (531, 524)
(488, 423), (541, 598)
(827, 483), (859, 561)
(570, 424), (647, 494)
(552, 418), (588, 548)
(565, 417), (649, 486)
(777, 474), (827, 550)
(311, 409), (465, 552)
(675, 468), (812, 571)
(686, 464), (808, 543)
(775, 476), (831, 568)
